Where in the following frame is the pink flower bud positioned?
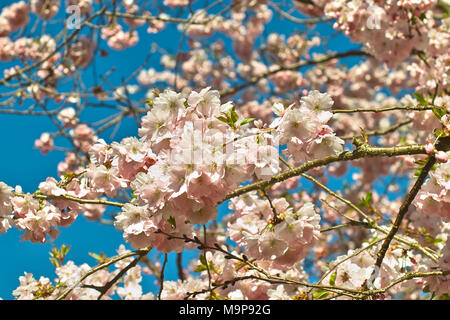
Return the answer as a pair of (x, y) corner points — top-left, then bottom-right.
(34, 133), (54, 155)
(425, 141), (434, 154)
(436, 151), (448, 163)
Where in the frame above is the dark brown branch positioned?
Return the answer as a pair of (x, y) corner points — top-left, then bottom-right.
(373, 155), (436, 271)
(158, 254), (169, 300)
(97, 255), (143, 300)
(177, 252), (185, 281)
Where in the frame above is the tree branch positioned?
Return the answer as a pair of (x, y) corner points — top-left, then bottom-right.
(373, 155), (437, 271)
(221, 143), (434, 203)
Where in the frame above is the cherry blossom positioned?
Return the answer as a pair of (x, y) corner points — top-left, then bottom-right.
(1, 0), (450, 301)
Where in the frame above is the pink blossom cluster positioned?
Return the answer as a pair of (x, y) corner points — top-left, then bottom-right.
(67, 0), (93, 15)
(1, 0), (450, 300)
(34, 133), (54, 155)
(31, 0), (60, 19)
(227, 192), (321, 267)
(212, 5), (273, 61)
(57, 152), (83, 177)
(146, 15), (168, 34)
(57, 107), (79, 128)
(2, 88), (346, 251)
(0, 182), (13, 235)
(122, 0), (146, 28)
(322, 242), (421, 298)
(414, 160), (450, 220)
(325, 0), (438, 68)
(266, 34), (320, 66)
(181, 250), (310, 299)
(137, 68), (188, 88)
(407, 18), (450, 93)
(67, 36), (96, 68)
(0, 87), (282, 250)
(0, 34), (57, 65)
(13, 245), (154, 300)
(71, 123), (97, 154)
(0, 140), (123, 243)
(240, 100), (273, 125)
(424, 236), (450, 296)
(0, 1), (30, 36)
(179, 44), (236, 89)
(101, 24), (139, 51)
(0, 174), (109, 243)
(112, 87), (282, 250)
(11, 186), (61, 243)
(275, 90), (344, 163)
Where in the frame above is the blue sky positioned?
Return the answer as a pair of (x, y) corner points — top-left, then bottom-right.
(0, 1), (370, 299)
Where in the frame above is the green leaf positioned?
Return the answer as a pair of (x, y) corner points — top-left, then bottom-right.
(89, 252), (107, 263)
(168, 216), (177, 229)
(329, 270), (337, 286)
(313, 289), (329, 300)
(194, 264), (208, 272)
(425, 236), (442, 245)
(240, 118), (255, 126)
(413, 93), (428, 106)
(61, 244), (71, 257)
(415, 159), (428, 166)
(434, 128), (445, 138)
(365, 192), (372, 204)
(414, 167), (423, 177)
(49, 245), (71, 267)
(358, 192), (373, 208)
(195, 254), (212, 273)
(216, 116), (233, 127)
(199, 254), (207, 266)
(424, 236), (434, 243)
(208, 261), (218, 274)
(49, 257), (59, 268)
(432, 107), (446, 120)
(423, 285), (430, 293)
(230, 109), (239, 124)
(89, 252), (102, 260)
(63, 172), (75, 181)
(216, 116), (229, 123)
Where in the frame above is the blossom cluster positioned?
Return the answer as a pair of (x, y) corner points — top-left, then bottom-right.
(12, 245), (153, 300)
(2, 0), (450, 301)
(414, 161), (450, 220)
(227, 192), (321, 267)
(324, 0), (449, 93)
(325, 0), (436, 67)
(275, 90), (344, 162)
(322, 240), (422, 298)
(1, 88), (340, 251)
(113, 87), (279, 250)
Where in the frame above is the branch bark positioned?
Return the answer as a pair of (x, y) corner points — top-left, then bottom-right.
(221, 143), (434, 203)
